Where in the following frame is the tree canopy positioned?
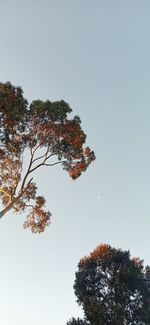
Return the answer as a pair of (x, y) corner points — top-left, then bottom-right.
(68, 244), (150, 325)
(0, 82), (95, 233)
(67, 318), (89, 325)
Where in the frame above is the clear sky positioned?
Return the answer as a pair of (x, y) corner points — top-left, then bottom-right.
(0, 1), (150, 324)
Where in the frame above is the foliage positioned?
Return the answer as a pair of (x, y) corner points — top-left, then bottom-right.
(0, 82), (95, 233)
(67, 317), (89, 325)
(68, 244), (150, 325)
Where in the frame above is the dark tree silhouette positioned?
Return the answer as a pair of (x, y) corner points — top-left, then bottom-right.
(68, 244), (150, 325)
(0, 82), (95, 233)
(67, 318), (89, 325)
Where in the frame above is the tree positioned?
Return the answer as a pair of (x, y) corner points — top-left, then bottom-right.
(0, 82), (95, 233)
(68, 244), (150, 325)
(67, 317), (89, 325)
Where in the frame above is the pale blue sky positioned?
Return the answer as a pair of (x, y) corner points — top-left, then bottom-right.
(0, 1), (150, 324)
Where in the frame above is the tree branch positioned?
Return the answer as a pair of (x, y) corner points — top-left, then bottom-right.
(30, 160), (64, 173)
(32, 145), (52, 164)
(43, 161), (65, 167)
(32, 150), (49, 164)
(20, 144), (51, 192)
(0, 178), (33, 219)
(0, 189), (12, 203)
(20, 151), (34, 191)
(32, 143), (41, 155)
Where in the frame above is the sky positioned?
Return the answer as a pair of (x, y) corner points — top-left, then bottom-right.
(0, 1), (150, 324)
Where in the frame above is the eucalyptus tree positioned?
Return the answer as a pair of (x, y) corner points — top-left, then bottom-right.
(0, 82), (95, 233)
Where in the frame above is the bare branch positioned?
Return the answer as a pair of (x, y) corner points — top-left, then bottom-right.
(32, 143), (42, 155)
(43, 152), (54, 161)
(20, 151), (34, 191)
(43, 161), (65, 167)
(32, 151), (48, 164)
(32, 145), (53, 164)
(29, 162), (46, 173)
(30, 160), (64, 173)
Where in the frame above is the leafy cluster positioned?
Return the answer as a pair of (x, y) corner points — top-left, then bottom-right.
(67, 318), (89, 325)
(68, 244), (150, 325)
(0, 82), (95, 233)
